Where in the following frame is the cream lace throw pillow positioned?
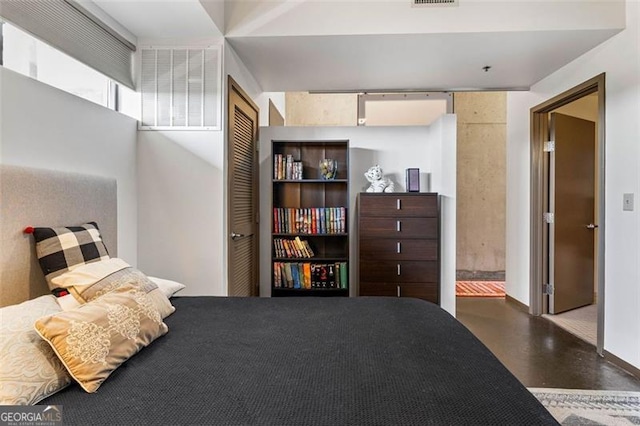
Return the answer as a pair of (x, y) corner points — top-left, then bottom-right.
(34, 284), (168, 393)
(0, 295), (71, 405)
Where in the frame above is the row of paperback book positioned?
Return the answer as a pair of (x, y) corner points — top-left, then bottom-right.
(273, 207), (346, 234)
(274, 154), (303, 180)
(273, 262), (348, 289)
(273, 237), (315, 259)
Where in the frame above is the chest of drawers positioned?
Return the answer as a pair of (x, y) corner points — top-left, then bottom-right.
(358, 193), (440, 304)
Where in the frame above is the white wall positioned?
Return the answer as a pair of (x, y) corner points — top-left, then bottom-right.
(506, 1), (640, 368)
(259, 120), (457, 315)
(0, 67), (138, 263)
(137, 131), (225, 295)
(429, 115), (457, 315)
(136, 40), (274, 296)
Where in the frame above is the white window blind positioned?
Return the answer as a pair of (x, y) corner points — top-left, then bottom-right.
(0, 0), (135, 88)
(140, 46), (222, 130)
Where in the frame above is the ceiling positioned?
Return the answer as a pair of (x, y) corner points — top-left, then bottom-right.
(92, 0), (222, 40)
(226, 29), (619, 92)
(92, 0), (625, 92)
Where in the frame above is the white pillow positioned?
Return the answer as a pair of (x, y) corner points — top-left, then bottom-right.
(148, 277), (186, 298)
(49, 258), (175, 319)
(0, 295), (71, 405)
(51, 257), (129, 290)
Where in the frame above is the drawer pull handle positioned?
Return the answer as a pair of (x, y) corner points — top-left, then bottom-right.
(397, 199), (401, 210)
(397, 242), (401, 254)
(397, 264), (401, 276)
(396, 220), (401, 232)
(397, 285), (401, 297)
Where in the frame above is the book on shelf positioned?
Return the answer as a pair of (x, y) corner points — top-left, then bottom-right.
(274, 154), (281, 180)
(328, 264), (335, 288)
(291, 264), (301, 288)
(273, 207), (346, 234)
(273, 261), (347, 290)
(339, 262), (348, 289)
(273, 262), (281, 288)
(286, 155), (292, 179)
(280, 263), (287, 288)
(274, 154), (303, 180)
(284, 263), (293, 288)
(302, 240), (315, 257)
(317, 264), (327, 288)
(319, 209), (325, 234)
(302, 263), (312, 289)
(273, 237), (315, 259)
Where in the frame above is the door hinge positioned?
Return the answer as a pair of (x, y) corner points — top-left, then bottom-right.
(543, 212), (554, 224)
(543, 283), (554, 295)
(544, 141), (555, 152)
(256, 212), (260, 223)
(255, 142), (260, 152)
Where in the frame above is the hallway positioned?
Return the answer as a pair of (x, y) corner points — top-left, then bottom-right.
(456, 297), (640, 391)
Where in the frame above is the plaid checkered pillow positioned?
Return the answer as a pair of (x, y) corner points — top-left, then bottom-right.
(32, 222), (110, 288)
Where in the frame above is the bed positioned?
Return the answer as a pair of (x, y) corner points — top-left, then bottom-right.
(0, 165), (558, 425)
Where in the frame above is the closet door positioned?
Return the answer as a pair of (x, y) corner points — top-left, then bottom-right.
(228, 76), (259, 297)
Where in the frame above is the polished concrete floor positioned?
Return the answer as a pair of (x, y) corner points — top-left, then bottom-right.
(456, 297), (640, 391)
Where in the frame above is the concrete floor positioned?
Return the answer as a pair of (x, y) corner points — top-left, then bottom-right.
(456, 297), (640, 391)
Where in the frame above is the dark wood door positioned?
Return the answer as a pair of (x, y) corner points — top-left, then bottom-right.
(549, 113), (596, 313)
(228, 76), (259, 297)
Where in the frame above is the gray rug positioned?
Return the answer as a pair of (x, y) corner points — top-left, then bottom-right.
(529, 388), (640, 425)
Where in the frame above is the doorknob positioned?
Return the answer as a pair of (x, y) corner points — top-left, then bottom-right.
(586, 224), (598, 229)
(231, 232), (246, 240)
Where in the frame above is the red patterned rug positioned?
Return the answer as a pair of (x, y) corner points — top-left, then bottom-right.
(456, 281), (505, 297)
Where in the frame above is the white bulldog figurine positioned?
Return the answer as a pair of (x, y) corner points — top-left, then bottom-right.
(365, 165), (394, 193)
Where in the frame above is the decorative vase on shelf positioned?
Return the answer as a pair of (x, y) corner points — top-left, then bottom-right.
(319, 159), (337, 180)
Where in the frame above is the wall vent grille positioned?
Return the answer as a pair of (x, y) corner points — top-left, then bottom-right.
(139, 45), (221, 130)
(412, 0), (458, 6)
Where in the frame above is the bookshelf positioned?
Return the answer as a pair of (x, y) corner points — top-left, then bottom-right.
(271, 139), (349, 297)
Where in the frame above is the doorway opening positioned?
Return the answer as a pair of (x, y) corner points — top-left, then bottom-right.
(529, 74), (605, 354)
(453, 92), (507, 302)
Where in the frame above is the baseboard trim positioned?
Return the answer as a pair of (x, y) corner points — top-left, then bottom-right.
(456, 270), (506, 281)
(505, 295), (529, 313)
(603, 350), (640, 379)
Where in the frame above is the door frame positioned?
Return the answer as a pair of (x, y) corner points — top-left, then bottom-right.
(227, 75), (260, 296)
(529, 73), (605, 354)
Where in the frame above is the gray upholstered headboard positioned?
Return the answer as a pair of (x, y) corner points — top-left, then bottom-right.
(0, 165), (117, 307)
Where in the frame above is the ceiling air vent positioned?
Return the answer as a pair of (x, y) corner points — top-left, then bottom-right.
(412, 0), (458, 6)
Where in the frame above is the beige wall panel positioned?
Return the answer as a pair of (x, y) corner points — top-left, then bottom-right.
(455, 92), (506, 278)
(285, 92), (357, 126)
(456, 122), (506, 275)
(269, 99), (285, 126)
(284, 90), (507, 278)
(365, 99), (448, 126)
(454, 92), (506, 124)
(553, 94), (598, 122)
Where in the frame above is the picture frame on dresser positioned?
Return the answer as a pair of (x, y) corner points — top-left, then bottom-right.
(271, 139), (350, 296)
(358, 192), (440, 304)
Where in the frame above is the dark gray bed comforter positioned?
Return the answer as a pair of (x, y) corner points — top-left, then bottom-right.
(42, 296), (558, 425)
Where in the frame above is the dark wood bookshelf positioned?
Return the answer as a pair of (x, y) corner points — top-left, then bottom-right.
(271, 139), (349, 296)
(272, 288), (349, 297)
(273, 179), (348, 183)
